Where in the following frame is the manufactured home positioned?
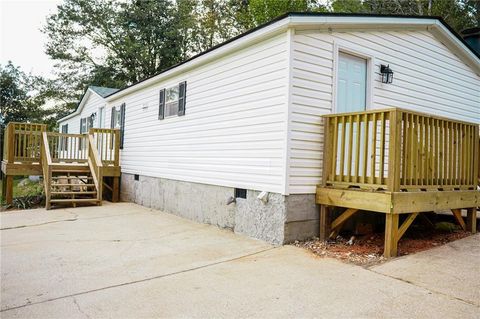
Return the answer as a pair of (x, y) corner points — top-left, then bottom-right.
(3, 13), (479, 257)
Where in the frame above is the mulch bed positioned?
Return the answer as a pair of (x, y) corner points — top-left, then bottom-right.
(293, 226), (471, 267)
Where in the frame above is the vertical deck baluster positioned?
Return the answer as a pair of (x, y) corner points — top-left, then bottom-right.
(354, 114), (361, 183)
(466, 125), (472, 186)
(447, 122), (451, 186)
(362, 113), (369, 184)
(331, 117), (338, 182)
(339, 116), (346, 182)
(370, 113), (377, 185)
(379, 112), (385, 185)
(347, 115), (354, 182)
(453, 122), (458, 186)
(419, 116), (425, 186)
(459, 124), (464, 185)
(409, 114), (415, 186)
(437, 120), (443, 186)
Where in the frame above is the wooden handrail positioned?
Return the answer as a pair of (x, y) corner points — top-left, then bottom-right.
(88, 134), (103, 202)
(89, 128), (120, 166)
(41, 131), (52, 209)
(322, 108), (479, 191)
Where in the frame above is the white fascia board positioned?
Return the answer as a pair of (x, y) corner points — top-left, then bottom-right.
(288, 15), (435, 27)
(106, 17), (291, 102)
(106, 15), (480, 102)
(431, 21), (480, 75)
(57, 89), (93, 123)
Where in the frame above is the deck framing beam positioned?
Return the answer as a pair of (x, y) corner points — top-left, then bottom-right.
(317, 186), (479, 257)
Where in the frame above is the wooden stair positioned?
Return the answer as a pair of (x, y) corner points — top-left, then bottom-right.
(47, 165), (100, 208)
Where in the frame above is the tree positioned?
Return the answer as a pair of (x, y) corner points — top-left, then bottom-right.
(235, 0), (327, 29)
(0, 62), (47, 129)
(330, 0), (478, 33)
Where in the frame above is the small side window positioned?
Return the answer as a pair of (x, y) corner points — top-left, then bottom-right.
(159, 81), (186, 120)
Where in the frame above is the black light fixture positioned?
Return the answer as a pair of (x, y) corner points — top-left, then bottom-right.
(380, 64), (394, 84)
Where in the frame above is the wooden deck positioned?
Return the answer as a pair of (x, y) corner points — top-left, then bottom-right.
(1, 123), (121, 209)
(316, 108), (479, 257)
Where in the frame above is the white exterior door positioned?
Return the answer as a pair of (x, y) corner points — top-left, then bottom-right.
(336, 52), (367, 113)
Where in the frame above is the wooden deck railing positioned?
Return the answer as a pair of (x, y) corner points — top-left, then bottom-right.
(3, 123), (120, 167)
(3, 122), (46, 163)
(89, 128), (120, 166)
(322, 108), (479, 192)
(88, 134), (103, 201)
(45, 132), (89, 163)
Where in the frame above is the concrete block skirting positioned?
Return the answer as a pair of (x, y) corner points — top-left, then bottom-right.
(120, 173), (319, 244)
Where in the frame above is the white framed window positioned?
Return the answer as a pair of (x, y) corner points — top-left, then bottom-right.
(98, 106), (105, 128)
(111, 103), (126, 149)
(80, 118), (87, 133)
(164, 85), (180, 117)
(112, 107), (122, 128)
(60, 124), (68, 151)
(159, 81), (186, 120)
(87, 113), (96, 130)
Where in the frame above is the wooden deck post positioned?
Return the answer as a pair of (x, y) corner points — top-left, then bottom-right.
(5, 175), (13, 205)
(387, 109), (402, 192)
(319, 205), (331, 241)
(112, 176), (120, 202)
(384, 214), (399, 258)
(466, 208), (477, 233)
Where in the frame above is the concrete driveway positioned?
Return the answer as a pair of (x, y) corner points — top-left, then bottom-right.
(1, 203), (479, 318)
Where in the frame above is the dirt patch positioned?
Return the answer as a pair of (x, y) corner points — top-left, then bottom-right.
(293, 227), (472, 267)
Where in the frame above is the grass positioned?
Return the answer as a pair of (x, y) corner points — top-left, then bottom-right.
(1, 176), (44, 204)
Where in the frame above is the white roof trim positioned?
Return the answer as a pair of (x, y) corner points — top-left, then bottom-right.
(103, 15), (479, 102)
(57, 88), (100, 123)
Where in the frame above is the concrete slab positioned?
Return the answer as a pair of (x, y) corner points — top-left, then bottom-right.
(1, 203), (271, 311)
(371, 233), (480, 307)
(1, 203), (479, 318)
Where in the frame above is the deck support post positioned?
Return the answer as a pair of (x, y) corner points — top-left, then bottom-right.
(384, 214), (399, 258)
(466, 208), (477, 233)
(319, 205), (331, 241)
(112, 177), (120, 202)
(5, 175), (14, 205)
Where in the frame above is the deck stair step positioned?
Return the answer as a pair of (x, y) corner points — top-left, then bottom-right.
(50, 183), (96, 187)
(50, 198), (100, 204)
(46, 164), (100, 208)
(51, 191), (97, 195)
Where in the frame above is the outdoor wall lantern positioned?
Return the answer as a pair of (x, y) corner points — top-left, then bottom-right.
(380, 64), (394, 84)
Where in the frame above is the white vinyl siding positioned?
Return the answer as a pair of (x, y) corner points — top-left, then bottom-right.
(106, 32), (289, 193)
(58, 91), (106, 133)
(288, 29), (480, 194)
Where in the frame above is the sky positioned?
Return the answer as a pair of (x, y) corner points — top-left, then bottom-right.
(1, 0), (62, 78)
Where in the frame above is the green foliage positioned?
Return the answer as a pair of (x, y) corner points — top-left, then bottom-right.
(0, 62), (53, 129)
(2, 0), (476, 129)
(237, 0), (327, 29)
(330, 0), (478, 32)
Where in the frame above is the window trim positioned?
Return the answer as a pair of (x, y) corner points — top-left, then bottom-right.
(159, 81), (186, 120)
(98, 106), (105, 128)
(164, 85), (180, 118)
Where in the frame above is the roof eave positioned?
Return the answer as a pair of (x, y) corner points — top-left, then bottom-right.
(104, 14), (480, 102)
(57, 89), (93, 123)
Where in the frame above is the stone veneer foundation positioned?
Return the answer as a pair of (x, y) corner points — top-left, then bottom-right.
(120, 173), (319, 244)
